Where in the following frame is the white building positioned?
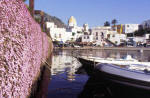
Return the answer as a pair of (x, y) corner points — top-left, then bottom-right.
(91, 26), (127, 46)
(83, 24), (89, 32)
(46, 16), (85, 43)
(46, 22), (72, 43)
(133, 37), (145, 44)
(81, 34), (93, 43)
(91, 26), (113, 46)
(123, 24), (139, 34)
(145, 34), (150, 40)
(66, 16), (84, 41)
(109, 33), (127, 45)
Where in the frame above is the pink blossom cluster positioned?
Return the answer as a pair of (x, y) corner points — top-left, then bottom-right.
(0, 0), (52, 97)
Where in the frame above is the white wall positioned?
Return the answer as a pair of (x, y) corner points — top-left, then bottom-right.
(109, 34), (126, 45)
(123, 24), (139, 34)
(145, 34), (150, 39)
(133, 37), (145, 43)
(82, 35), (93, 42)
(46, 22), (73, 43)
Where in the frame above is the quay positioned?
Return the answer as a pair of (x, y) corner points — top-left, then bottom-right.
(55, 47), (150, 51)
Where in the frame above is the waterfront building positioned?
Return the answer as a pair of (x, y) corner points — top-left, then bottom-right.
(145, 34), (150, 40)
(81, 32), (93, 43)
(46, 16), (85, 43)
(92, 26), (112, 39)
(91, 26), (127, 46)
(112, 24), (124, 34)
(91, 26), (114, 46)
(66, 16), (84, 42)
(123, 24), (139, 34)
(46, 22), (72, 43)
(145, 34), (150, 44)
(133, 37), (145, 44)
(105, 29), (126, 46)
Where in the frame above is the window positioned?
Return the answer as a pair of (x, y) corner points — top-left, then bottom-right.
(101, 32), (104, 36)
(72, 32), (75, 36)
(87, 36), (89, 39)
(96, 32), (98, 36)
(107, 34), (110, 38)
(96, 37), (98, 40)
(59, 34), (61, 38)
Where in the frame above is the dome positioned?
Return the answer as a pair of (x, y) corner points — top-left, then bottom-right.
(68, 16), (77, 27)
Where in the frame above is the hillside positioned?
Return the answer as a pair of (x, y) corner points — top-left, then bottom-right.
(44, 13), (66, 28)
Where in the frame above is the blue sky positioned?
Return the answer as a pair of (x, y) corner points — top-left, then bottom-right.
(25, 0), (150, 27)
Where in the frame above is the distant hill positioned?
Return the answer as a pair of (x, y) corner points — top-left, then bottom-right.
(44, 13), (66, 28)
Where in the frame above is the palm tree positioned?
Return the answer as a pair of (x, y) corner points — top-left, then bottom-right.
(112, 19), (118, 26)
(104, 21), (110, 26)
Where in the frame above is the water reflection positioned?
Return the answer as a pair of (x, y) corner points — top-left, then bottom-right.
(47, 50), (88, 98)
(69, 50), (150, 62)
(51, 51), (82, 81)
(47, 49), (150, 98)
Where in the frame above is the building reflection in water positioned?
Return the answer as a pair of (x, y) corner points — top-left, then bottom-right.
(51, 50), (82, 81)
(47, 50), (88, 98)
(69, 49), (150, 62)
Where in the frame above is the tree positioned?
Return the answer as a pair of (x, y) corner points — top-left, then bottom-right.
(112, 19), (118, 26)
(144, 22), (148, 29)
(104, 21), (110, 26)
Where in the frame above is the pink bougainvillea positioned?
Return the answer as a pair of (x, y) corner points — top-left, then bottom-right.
(0, 0), (51, 97)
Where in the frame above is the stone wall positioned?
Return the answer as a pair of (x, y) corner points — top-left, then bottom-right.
(0, 0), (53, 97)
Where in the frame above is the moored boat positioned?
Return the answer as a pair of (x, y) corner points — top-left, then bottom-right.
(96, 63), (150, 90)
(77, 55), (150, 90)
(77, 55), (149, 66)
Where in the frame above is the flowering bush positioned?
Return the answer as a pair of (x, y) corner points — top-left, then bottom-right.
(0, 0), (51, 97)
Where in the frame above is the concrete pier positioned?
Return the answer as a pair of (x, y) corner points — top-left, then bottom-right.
(55, 47), (150, 51)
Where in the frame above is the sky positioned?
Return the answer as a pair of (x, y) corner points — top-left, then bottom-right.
(25, 0), (150, 27)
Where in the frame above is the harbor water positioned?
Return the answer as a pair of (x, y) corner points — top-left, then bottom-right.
(46, 49), (150, 98)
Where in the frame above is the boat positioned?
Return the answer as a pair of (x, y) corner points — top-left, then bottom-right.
(96, 63), (150, 90)
(77, 55), (150, 97)
(77, 55), (149, 66)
